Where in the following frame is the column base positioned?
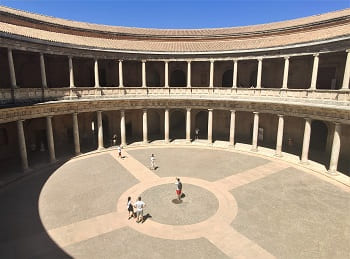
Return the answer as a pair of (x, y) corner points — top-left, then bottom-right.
(274, 152), (283, 158)
(300, 159), (309, 165)
(251, 147), (258, 152)
(50, 159), (58, 164)
(186, 139), (191, 144)
(143, 141), (148, 145)
(327, 170), (339, 176)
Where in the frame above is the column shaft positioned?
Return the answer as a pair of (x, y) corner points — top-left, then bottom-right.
(208, 109), (213, 143)
(142, 60), (146, 87)
(186, 108), (191, 142)
(256, 58), (262, 88)
(72, 113), (80, 155)
(252, 112), (259, 151)
(187, 61), (191, 87)
(94, 59), (100, 87)
(328, 123), (341, 174)
(119, 60), (124, 87)
(143, 109), (148, 143)
(209, 60), (214, 88)
(69, 56), (74, 87)
(164, 109), (170, 143)
(17, 120), (28, 170)
(40, 53), (47, 88)
(282, 57), (289, 89)
(232, 60), (238, 88)
(97, 111), (103, 149)
(310, 54), (319, 90)
(120, 110), (126, 146)
(164, 61), (169, 87)
(275, 115), (284, 156)
(8, 49), (16, 88)
(229, 110), (236, 146)
(301, 118), (312, 163)
(46, 116), (56, 163)
(342, 50), (350, 90)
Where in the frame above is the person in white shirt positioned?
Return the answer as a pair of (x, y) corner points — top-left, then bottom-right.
(150, 154), (156, 170)
(175, 177), (183, 201)
(117, 145), (122, 158)
(133, 196), (146, 223)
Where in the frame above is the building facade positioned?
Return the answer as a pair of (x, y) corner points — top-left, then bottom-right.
(0, 6), (349, 176)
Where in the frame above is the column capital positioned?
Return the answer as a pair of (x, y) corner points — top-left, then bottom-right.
(120, 109), (125, 115)
(209, 59), (214, 63)
(208, 108), (213, 111)
(313, 53), (319, 57)
(233, 59), (238, 63)
(73, 112), (78, 116)
(141, 59), (146, 63)
(277, 114), (284, 118)
(257, 57), (263, 61)
(17, 119), (25, 123)
(253, 111), (259, 115)
(142, 108), (148, 112)
(119, 59), (123, 62)
(46, 115), (53, 119)
(304, 117), (312, 122)
(186, 108), (191, 112)
(165, 108), (170, 112)
(346, 49), (350, 53)
(187, 60), (192, 64)
(164, 60), (169, 63)
(284, 56), (290, 60)
(230, 109), (236, 113)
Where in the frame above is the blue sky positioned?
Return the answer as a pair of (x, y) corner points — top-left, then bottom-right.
(0, 0), (349, 29)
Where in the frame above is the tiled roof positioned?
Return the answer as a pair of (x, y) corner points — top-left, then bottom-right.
(0, 5), (349, 52)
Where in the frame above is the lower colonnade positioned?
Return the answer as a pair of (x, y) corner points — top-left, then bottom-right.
(4, 107), (348, 178)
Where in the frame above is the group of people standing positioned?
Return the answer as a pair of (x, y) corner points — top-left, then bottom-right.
(127, 196), (146, 223)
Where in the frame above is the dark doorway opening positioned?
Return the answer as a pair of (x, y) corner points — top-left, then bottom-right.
(170, 70), (186, 87)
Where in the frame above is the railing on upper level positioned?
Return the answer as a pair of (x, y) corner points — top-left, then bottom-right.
(1, 87), (350, 107)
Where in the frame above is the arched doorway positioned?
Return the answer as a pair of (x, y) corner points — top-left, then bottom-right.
(147, 70), (161, 87)
(222, 69), (233, 87)
(195, 111), (208, 140)
(309, 120), (329, 166)
(170, 110), (185, 139)
(148, 110), (161, 141)
(170, 70), (186, 87)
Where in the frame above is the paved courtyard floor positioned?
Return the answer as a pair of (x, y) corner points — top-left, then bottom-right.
(0, 146), (349, 258)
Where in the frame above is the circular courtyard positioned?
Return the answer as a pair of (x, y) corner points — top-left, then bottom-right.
(0, 146), (349, 259)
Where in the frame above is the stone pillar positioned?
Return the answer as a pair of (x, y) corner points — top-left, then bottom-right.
(341, 50), (350, 90)
(232, 60), (238, 88)
(187, 60), (191, 87)
(94, 59), (100, 87)
(120, 110), (126, 146)
(142, 60), (147, 87)
(252, 112), (259, 151)
(17, 120), (28, 170)
(143, 109), (148, 143)
(40, 53), (47, 88)
(310, 53), (319, 90)
(119, 60), (124, 87)
(8, 49), (16, 88)
(97, 111), (103, 150)
(69, 56), (75, 88)
(164, 61), (169, 87)
(209, 60), (214, 88)
(256, 58), (262, 88)
(301, 118), (312, 163)
(275, 115), (284, 157)
(186, 108), (191, 143)
(282, 56), (289, 89)
(229, 110), (236, 146)
(328, 123), (341, 174)
(72, 113), (80, 155)
(46, 116), (56, 163)
(164, 108), (170, 143)
(208, 109), (213, 144)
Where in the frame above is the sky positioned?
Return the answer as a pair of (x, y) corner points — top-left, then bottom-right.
(0, 0), (349, 29)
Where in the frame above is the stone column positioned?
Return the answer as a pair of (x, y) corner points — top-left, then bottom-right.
(186, 108), (191, 143)
(94, 59), (100, 87)
(8, 49), (16, 88)
(310, 53), (319, 90)
(282, 56), (289, 89)
(17, 120), (28, 170)
(341, 50), (350, 90)
(328, 123), (341, 174)
(187, 60), (191, 87)
(164, 108), (169, 143)
(252, 112), (259, 151)
(229, 110), (236, 146)
(232, 60), (238, 88)
(72, 113), (80, 155)
(40, 53), (47, 88)
(97, 111), (103, 150)
(46, 116), (56, 163)
(119, 60), (124, 87)
(142, 60), (147, 87)
(69, 56), (75, 88)
(209, 60), (214, 88)
(143, 109), (148, 143)
(208, 109), (213, 144)
(120, 110), (126, 146)
(256, 58), (262, 88)
(275, 115), (284, 157)
(301, 118), (312, 163)
(164, 61), (169, 87)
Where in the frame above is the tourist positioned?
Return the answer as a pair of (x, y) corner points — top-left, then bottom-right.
(134, 196), (146, 223)
(150, 153), (156, 170)
(117, 145), (122, 158)
(127, 197), (135, 219)
(175, 177), (182, 201)
(195, 128), (200, 140)
(112, 134), (117, 146)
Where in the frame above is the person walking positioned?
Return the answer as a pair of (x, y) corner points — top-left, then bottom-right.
(134, 196), (146, 223)
(150, 154), (156, 170)
(117, 145), (122, 159)
(112, 134), (117, 146)
(195, 128), (200, 140)
(127, 197), (135, 220)
(175, 177), (183, 201)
